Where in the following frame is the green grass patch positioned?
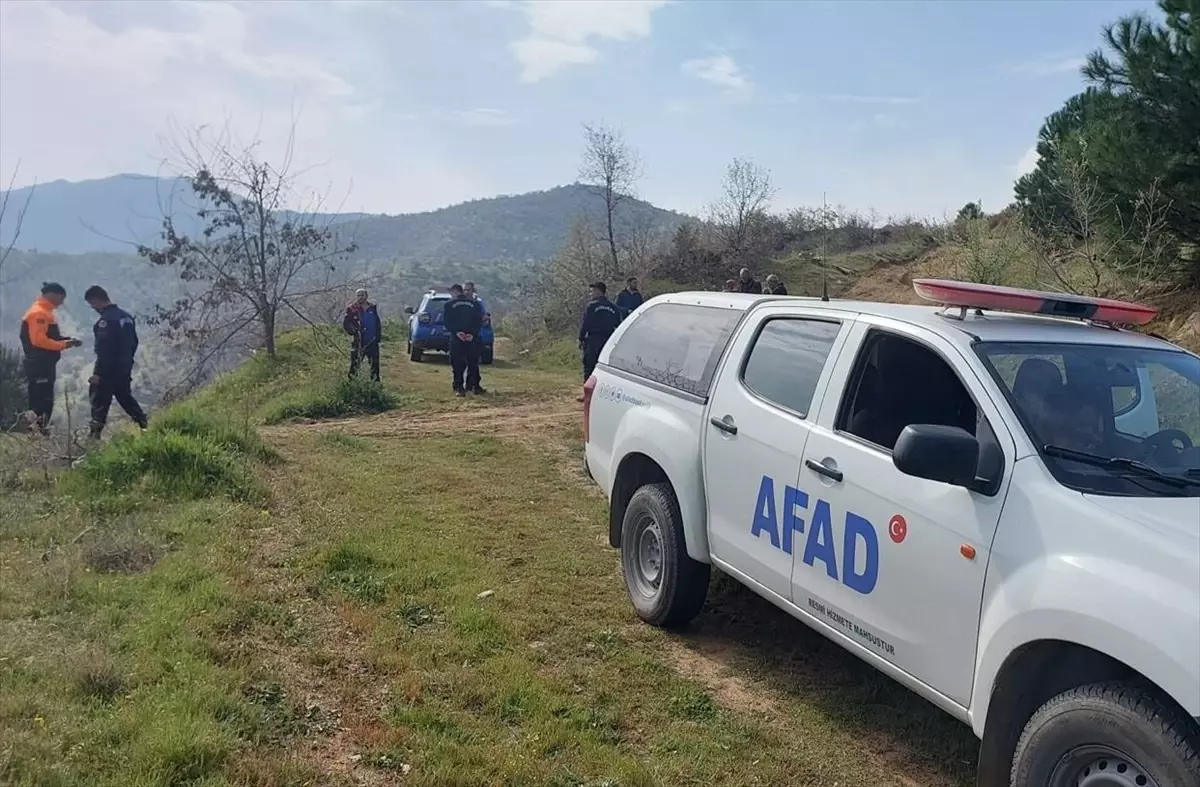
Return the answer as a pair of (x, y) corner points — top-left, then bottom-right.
(61, 404), (271, 506)
(263, 376), (397, 424)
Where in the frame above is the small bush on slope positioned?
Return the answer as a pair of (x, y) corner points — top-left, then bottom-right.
(263, 376), (396, 424)
(64, 407), (270, 504)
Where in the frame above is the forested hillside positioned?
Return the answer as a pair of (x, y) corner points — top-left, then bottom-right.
(0, 176), (688, 261)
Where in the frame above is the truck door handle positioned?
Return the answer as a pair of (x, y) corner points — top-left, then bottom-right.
(805, 459), (843, 483)
(710, 416), (738, 435)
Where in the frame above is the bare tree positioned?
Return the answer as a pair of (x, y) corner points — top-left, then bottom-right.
(708, 157), (775, 264)
(579, 122), (642, 279)
(137, 124), (359, 363)
(1019, 150), (1180, 300)
(0, 163), (36, 325)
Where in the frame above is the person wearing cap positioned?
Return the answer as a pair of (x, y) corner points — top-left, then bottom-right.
(19, 282), (83, 433)
(578, 281), (621, 381)
(343, 288), (382, 382)
(443, 283), (485, 396)
(84, 285), (148, 439)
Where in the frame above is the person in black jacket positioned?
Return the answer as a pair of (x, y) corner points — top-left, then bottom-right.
(614, 276), (644, 318)
(443, 284), (486, 396)
(84, 285), (148, 439)
(764, 274), (788, 295)
(737, 267), (761, 293)
(579, 281), (622, 381)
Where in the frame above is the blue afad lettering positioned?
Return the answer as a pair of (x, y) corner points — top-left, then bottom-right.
(750, 475), (879, 595)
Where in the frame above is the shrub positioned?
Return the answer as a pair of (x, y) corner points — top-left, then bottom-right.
(151, 403), (277, 462)
(68, 429), (263, 502)
(264, 377), (396, 424)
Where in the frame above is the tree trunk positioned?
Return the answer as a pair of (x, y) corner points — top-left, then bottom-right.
(262, 308), (277, 358)
(606, 192), (620, 278)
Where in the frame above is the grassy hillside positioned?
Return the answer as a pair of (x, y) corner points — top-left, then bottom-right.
(1, 328), (978, 787)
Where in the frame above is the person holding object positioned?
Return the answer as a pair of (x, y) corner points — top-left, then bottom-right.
(615, 276), (643, 318)
(18, 282), (83, 434)
(443, 283), (485, 397)
(579, 281), (622, 381)
(343, 288), (382, 382)
(84, 285), (148, 439)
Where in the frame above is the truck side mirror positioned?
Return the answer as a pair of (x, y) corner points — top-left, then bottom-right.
(403, 306), (415, 315)
(893, 424), (980, 489)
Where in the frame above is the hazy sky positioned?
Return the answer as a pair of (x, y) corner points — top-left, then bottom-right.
(0, 0), (1154, 219)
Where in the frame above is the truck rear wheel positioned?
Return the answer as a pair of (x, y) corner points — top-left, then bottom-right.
(410, 343), (423, 362)
(481, 346), (494, 365)
(1010, 681), (1200, 787)
(620, 483), (709, 629)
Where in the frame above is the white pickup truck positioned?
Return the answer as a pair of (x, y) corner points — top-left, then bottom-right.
(582, 280), (1200, 787)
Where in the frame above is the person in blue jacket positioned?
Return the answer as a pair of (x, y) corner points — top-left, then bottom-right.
(615, 276), (644, 318)
(84, 285), (148, 439)
(579, 281), (622, 381)
(343, 288), (382, 381)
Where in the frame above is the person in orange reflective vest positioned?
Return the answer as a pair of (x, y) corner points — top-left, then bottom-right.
(19, 282), (83, 433)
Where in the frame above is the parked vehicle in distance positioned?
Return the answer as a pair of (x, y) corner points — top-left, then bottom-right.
(404, 290), (494, 364)
(583, 279), (1200, 787)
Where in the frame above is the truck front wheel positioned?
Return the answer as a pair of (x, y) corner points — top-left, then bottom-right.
(620, 483), (709, 629)
(1011, 681), (1200, 787)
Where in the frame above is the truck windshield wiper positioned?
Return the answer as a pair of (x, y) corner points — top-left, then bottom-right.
(1042, 444), (1199, 488)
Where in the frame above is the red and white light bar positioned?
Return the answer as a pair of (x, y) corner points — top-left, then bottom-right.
(912, 279), (1158, 327)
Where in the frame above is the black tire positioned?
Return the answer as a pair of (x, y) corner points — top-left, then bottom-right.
(1011, 681), (1200, 787)
(410, 344), (423, 363)
(620, 482), (709, 628)
(480, 346), (494, 365)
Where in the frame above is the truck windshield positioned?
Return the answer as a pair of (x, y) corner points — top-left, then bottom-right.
(975, 341), (1200, 497)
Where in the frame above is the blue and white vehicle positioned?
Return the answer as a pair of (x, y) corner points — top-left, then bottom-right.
(582, 280), (1200, 787)
(404, 290), (494, 364)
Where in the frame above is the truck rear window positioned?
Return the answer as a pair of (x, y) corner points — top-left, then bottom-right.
(606, 303), (741, 398)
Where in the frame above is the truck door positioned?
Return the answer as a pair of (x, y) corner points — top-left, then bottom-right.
(703, 306), (855, 600)
(792, 319), (1014, 708)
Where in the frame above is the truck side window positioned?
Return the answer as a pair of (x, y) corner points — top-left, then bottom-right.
(741, 318), (841, 417)
(607, 303), (741, 398)
(837, 330), (986, 453)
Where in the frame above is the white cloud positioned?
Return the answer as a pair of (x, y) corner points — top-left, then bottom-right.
(455, 108), (520, 127)
(682, 54), (751, 97)
(0, 1), (490, 215)
(1004, 55), (1086, 77)
(821, 93), (919, 106)
(504, 0), (670, 83)
(1016, 145), (1040, 177)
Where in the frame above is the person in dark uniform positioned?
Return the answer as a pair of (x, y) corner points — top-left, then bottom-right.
(764, 274), (788, 295)
(615, 276), (644, 318)
(84, 286), (148, 439)
(737, 267), (761, 293)
(579, 281), (622, 381)
(443, 284), (485, 397)
(18, 282), (83, 434)
(343, 288), (382, 381)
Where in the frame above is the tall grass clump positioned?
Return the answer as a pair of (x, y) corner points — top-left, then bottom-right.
(64, 406), (271, 504)
(264, 376), (396, 424)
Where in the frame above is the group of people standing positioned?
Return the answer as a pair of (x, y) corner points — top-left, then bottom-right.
(725, 267), (788, 295)
(341, 283), (490, 397)
(17, 282), (148, 439)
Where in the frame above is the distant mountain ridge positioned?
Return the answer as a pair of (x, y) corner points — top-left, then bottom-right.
(0, 174), (691, 261)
